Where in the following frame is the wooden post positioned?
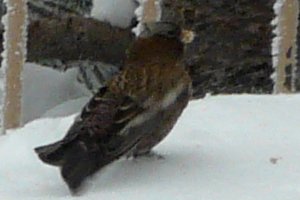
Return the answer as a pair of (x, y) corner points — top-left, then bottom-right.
(133, 0), (161, 36)
(273, 0), (299, 93)
(2, 0), (27, 131)
(142, 0), (160, 23)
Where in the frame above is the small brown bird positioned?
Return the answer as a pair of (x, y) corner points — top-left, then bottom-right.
(34, 24), (192, 193)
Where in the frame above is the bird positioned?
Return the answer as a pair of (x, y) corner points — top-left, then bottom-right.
(34, 24), (192, 194)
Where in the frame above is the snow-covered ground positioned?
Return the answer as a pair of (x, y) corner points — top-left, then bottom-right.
(0, 94), (300, 200)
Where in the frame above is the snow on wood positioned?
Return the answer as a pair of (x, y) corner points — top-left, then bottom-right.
(272, 0), (299, 93)
(91, 0), (136, 28)
(0, 2), (8, 135)
(2, 0), (27, 130)
(292, 1), (300, 92)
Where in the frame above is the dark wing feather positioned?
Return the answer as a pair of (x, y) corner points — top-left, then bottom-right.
(34, 86), (151, 192)
(35, 86), (146, 166)
(64, 87), (145, 144)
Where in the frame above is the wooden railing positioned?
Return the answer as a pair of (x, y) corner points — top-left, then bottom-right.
(1, 0), (27, 133)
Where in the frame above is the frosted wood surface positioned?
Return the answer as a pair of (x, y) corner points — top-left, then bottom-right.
(4, 0), (26, 129)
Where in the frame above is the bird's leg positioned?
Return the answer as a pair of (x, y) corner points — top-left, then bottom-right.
(125, 136), (166, 160)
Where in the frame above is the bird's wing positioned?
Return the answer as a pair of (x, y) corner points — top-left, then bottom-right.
(61, 86), (147, 156)
(34, 86), (146, 166)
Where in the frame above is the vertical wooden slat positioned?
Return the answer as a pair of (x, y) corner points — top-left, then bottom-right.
(0, 4), (6, 134)
(142, 0), (160, 23)
(274, 0), (299, 93)
(291, 0), (300, 92)
(3, 0), (27, 130)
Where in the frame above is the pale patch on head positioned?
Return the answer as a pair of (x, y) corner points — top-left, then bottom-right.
(181, 29), (195, 44)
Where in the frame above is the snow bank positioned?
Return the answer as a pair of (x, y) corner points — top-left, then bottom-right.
(1, 94), (300, 200)
(91, 0), (137, 28)
(22, 63), (86, 123)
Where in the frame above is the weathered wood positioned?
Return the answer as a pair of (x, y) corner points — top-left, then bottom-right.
(0, 16), (134, 70)
(159, 0), (276, 97)
(2, 0), (298, 99)
(3, 0), (27, 129)
(0, 0), (99, 69)
(15, 0), (92, 20)
(296, 1), (300, 91)
(273, 0), (299, 93)
(27, 17), (134, 69)
(142, 0), (160, 23)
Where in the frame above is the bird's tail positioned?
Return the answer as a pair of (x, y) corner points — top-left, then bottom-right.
(34, 141), (65, 166)
(34, 137), (109, 193)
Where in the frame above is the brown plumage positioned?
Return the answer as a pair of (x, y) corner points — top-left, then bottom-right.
(34, 28), (192, 193)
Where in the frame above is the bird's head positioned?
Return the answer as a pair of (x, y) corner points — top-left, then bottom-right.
(127, 22), (195, 64)
(140, 22), (181, 38)
(140, 22), (195, 44)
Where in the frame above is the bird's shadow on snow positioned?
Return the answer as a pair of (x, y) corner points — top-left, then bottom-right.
(82, 146), (206, 194)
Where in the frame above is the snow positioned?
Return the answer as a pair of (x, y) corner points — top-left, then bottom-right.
(1, 94), (300, 200)
(22, 63), (87, 123)
(91, 0), (137, 28)
(132, 0), (146, 36)
(41, 97), (89, 119)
